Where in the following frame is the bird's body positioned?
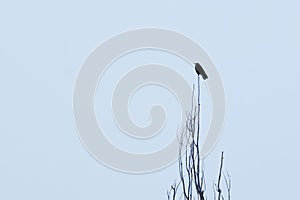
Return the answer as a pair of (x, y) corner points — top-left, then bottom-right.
(195, 63), (208, 80)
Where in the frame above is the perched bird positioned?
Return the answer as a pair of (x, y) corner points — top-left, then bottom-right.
(194, 63), (208, 80)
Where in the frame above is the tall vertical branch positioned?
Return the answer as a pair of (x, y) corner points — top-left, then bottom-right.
(196, 75), (202, 196)
(196, 75), (200, 147)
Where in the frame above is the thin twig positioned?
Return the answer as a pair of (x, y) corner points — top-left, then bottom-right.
(223, 171), (231, 200)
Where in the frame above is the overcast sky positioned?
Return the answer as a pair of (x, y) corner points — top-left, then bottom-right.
(1, 0), (300, 199)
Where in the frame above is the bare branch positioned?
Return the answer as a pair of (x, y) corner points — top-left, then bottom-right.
(217, 152), (224, 200)
(167, 67), (231, 200)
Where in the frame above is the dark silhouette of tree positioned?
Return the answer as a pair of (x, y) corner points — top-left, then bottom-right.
(167, 63), (231, 200)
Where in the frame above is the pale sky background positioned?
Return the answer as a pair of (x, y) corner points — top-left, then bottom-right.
(1, 0), (300, 199)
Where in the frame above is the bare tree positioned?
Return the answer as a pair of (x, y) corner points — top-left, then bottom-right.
(167, 63), (231, 200)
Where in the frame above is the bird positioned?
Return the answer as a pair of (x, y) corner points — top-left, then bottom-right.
(194, 63), (208, 80)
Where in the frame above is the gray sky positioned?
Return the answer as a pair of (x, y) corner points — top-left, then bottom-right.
(1, 0), (300, 199)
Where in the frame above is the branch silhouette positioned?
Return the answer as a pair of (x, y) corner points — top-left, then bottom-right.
(167, 63), (231, 200)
